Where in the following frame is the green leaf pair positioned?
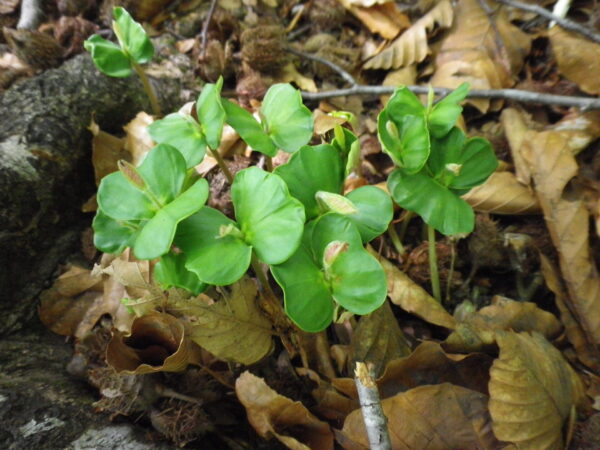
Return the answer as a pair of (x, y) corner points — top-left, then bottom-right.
(93, 144), (209, 259)
(175, 167), (305, 286)
(271, 213), (387, 332)
(223, 84), (314, 156)
(84, 7), (153, 78)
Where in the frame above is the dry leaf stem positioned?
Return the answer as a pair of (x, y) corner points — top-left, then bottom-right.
(354, 362), (391, 450)
(494, 0), (600, 45)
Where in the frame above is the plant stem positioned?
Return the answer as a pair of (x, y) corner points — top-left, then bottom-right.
(387, 222), (405, 255)
(250, 253), (276, 300)
(208, 147), (234, 183)
(398, 210), (413, 241)
(427, 225), (441, 303)
(132, 62), (162, 117)
(445, 240), (456, 303)
(265, 155), (274, 172)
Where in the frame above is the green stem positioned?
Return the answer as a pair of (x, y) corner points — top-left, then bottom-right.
(132, 62), (162, 117)
(265, 155), (274, 172)
(398, 210), (414, 241)
(387, 221), (405, 255)
(445, 240), (456, 303)
(208, 147), (234, 183)
(250, 253), (277, 300)
(428, 224), (441, 303)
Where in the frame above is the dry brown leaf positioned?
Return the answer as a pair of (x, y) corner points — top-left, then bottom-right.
(123, 111), (155, 165)
(500, 108), (534, 185)
(88, 118), (127, 185)
(296, 331), (337, 379)
(337, 0), (410, 39)
(350, 301), (411, 378)
(235, 371), (334, 450)
(371, 248), (456, 330)
(540, 253), (600, 373)
(521, 124), (600, 347)
(489, 331), (585, 448)
(313, 109), (347, 135)
(550, 26), (600, 95)
(431, 0), (531, 112)
(462, 171), (541, 215)
(444, 296), (562, 353)
(106, 312), (202, 374)
(50, 265), (103, 297)
(342, 383), (502, 449)
(377, 341), (492, 398)
(276, 62), (317, 92)
(39, 290), (101, 337)
(184, 278), (274, 365)
(364, 0), (453, 70)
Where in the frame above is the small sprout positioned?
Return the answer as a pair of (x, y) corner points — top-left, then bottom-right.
(386, 120), (400, 139)
(323, 240), (349, 272)
(445, 163), (462, 176)
(218, 223), (244, 240)
(316, 191), (359, 215)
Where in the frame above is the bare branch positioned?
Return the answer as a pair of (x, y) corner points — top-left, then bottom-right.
(286, 47), (357, 87)
(200, 0), (219, 60)
(354, 362), (391, 450)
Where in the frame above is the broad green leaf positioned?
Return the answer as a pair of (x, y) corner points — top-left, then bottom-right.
(92, 210), (140, 254)
(310, 213), (363, 264)
(176, 207), (252, 285)
(270, 244), (334, 332)
(345, 186), (393, 242)
(84, 35), (132, 78)
(97, 171), (155, 220)
(386, 87), (426, 119)
(388, 169), (474, 235)
(260, 84), (314, 153)
(377, 111), (430, 173)
(331, 127), (360, 176)
(154, 252), (206, 295)
(449, 137), (498, 189)
(428, 83), (469, 138)
(133, 178), (209, 259)
(137, 144), (186, 205)
(222, 99), (277, 156)
(197, 77), (226, 150)
(274, 144), (344, 219)
(377, 110), (403, 167)
(112, 7), (153, 64)
(232, 167), (305, 265)
(427, 127), (467, 178)
(147, 113), (206, 167)
(328, 248), (387, 315)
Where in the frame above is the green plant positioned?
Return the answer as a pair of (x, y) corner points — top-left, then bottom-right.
(84, 7), (161, 116)
(378, 83), (498, 301)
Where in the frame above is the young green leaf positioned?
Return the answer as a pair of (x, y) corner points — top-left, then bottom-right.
(137, 143), (187, 205)
(232, 167), (305, 264)
(310, 213), (363, 264)
(274, 144), (344, 219)
(97, 171), (156, 220)
(176, 207), (252, 285)
(154, 252), (207, 295)
(386, 86), (426, 119)
(197, 77), (226, 150)
(92, 210), (140, 254)
(260, 84), (314, 153)
(222, 98), (277, 156)
(84, 35), (132, 77)
(147, 113), (207, 167)
(388, 168), (475, 235)
(428, 83), (469, 138)
(112, 7), (154, 65)
(345, 186), (393, 243)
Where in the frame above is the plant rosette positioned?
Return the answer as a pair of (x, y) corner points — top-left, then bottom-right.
(271, 213), (387, 332)
(174, 166), (305, 285)
(93, 143), (209, 259)
(84, 7), (153, 78)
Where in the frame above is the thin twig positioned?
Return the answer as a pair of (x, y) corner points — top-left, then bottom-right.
(286, 47), (357, 87)
(354, 362), (391, 450)
(494, 0), (600, 45)
(200, 0), (219, 60)
(299, 84), (600, 110)
(17, 0), (44, 29)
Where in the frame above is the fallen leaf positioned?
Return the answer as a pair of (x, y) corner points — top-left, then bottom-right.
(236, 371), (334, 450)
(462, 171), (541, 215)
(39, 290), (101, 336)
(106, 312), (202, 374)
(380, 66), (417, 104)
(444, 296), (562, 352)
(296, 331), (337, 379)
(341, 383), (503, 449)
(277, 62), (317, 92)
(313, 109), (347, 135)
(183, 278), (274, 365)
(123, 111), (155, 165)
(489, 331), (585, 448)
(364, 0), (453, 70)
(337, 0), (410, 39)
(550, 26), (600, 95)
(500, 108), (534, 185)
(350, 301), (411, 378)
(431, 0), (531, 112)
(49, 265), (102, 297)
(88, 118), (127, 185)
(371, 248), (456, 330)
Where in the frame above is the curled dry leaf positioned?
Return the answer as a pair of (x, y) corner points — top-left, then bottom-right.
(489, 331), (585, 448)
(235, 371), (334, 450)
(462, 171), (541, 215)
(350, 300), (411, 378)
(550, 26), (600, 95)
(341, 383), (503, 449)
(182, 278), (274, 365)
(431, 0), (531, 112)
(370, 248), (456, 330)
(337, 0), (410, 39)
(89, 118), (127, 186)
(123, 111), (155, 165)
(444, 296), (562, 353)
(540, 253), (600, 372)
(106, 312), (202, 374)
(377, 341), (493, 398)
(364, 0), (453, 70)
(39, 290), (101, 337)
